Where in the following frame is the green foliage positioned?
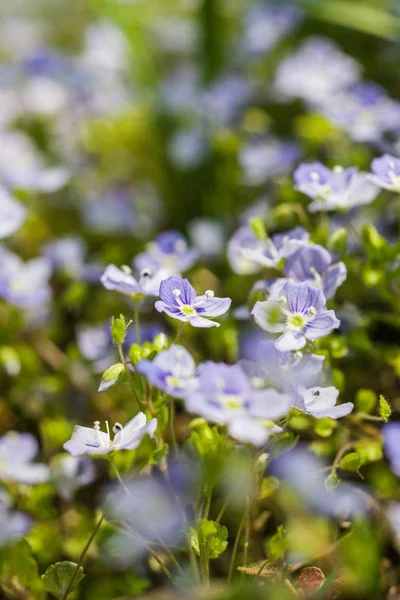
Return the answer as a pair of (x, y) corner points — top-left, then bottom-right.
(355, 389), (377, 414)
(111, 314), (127, 345)
(42, 561), (84, 599)
(100, 363), (125, 389)
(190, 519), (228, 560)
(249, 217), (266, 241)
(271, 433), (299, 458)
(260, 476), (280, 500)
(314, 417), (337, 438)
(339, 452), (361, 472)
(0, 540), (44, 599)
(268, 525), (288, 562)
(378, 395), (392, 422)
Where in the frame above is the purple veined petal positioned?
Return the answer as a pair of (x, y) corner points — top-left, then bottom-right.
(0, 432), (39, 463)
(249, 389), (292, 420)
(323, 262), (347, 299)
(282, 281), (326, 314)
(252, 300), (286, 333)
(189, 315), (220, 327)
(228, 416), (271, 447)
(155, 345), (196, 378)
(184, 391), (233, 423)
(275, 329), (306, 352)
(285, 244), (332, 282)
(63, 426), (110, 456)
(154, 301), (188, 321)
(159, 276), (196, 307)
(197, 362), (252, 395)
(140, 268), (177, 296)
(304, 309), (340, 340)
(194, 295), (231, 317)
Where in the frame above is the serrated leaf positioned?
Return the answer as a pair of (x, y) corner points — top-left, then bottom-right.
(42, 561), (84, 599)
(340, 452), (361, 472)
(190, 520), (228, 560)
(379, 395), (391, 422)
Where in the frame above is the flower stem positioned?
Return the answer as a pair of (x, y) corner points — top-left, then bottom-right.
(169, 397), (178, 453)
(117, 343), (143, 412)
(61, 514), (104, 600)
(134, 301), (141, 345)
(227, 509), (246, 583)
(198, 530), (210, 586)
(174, 322), (185, 344)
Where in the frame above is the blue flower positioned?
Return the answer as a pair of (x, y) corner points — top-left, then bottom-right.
(63, 413), (157, 457)
(228, 225), (309, 274)
(0, 490), (31, 547)
(137, 344), (196, 398)
(0, 248), (52, 310)
(383, 423), (400, 477)
(100, 264), (173, 298)
(252, 281), (340, 351)
(0, 432), (50, 484)
(283, 243), (347, 299)
(243, 3), (302, 56)
(320, 82), (400, 143)
(0, 186), (26, 238)
(295, 385), (353, 419)
(134, 231), (198, 273)
(369, 154), (400, 192)
(155, 276), (231, 328)
(185, 362), (291, 446)
(274, 37), (360, 105)
(239, 137), (300, 185)
(53, 456), (96, 501)
(294, 162), (378, 212)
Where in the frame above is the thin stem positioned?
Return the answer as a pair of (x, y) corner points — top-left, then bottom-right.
(356, 413), (384, 422)
(198, 530), (210, 586)
(119, 522), (173, 582)
(331, 441), (357, 475)
(242, 494), (251, 571)
(134, 302), (141, 345)
(169, 397), (178, 453)
(174, 322), (185, 344)
(256, 558), (270, 577)
(186, 532), (201, 585)
(227, 509), (246, 583)
(61, 515), (104, 600)
(117, 343), (143, 412)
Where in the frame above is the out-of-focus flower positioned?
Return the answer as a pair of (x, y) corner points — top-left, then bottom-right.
(271, 446), (368, 518)
(135, 231), (198, 273)
(44, 236), (102, 282)
(103, 475), (184, 566)
(239, 137), (300, 185)
(0, 186), (26, 238)
(383, 423), (400, 477)
(0, 432), (50, 484)
(283, 243), (347, 299)
(319, 82), (400, 143)
(369, 154), (400, 192)
(155, 276), (231, 328)
(83, 185), (162, 238)
(228, 225), (309, 274)
(185, 362), (291, 446)
(0, 248), (52, 310)
(188, 218), (225, 260)
(252, 281), (340, 352)
(100, 264), (173, 298)
(63, 413), (157, 457)
(294, 162), (378, 212)
(137, 345), (196, 398)
(295, 385), (353, 419)
(274, 37), (360, 105)
(53, 456), (96, 501)
(168, 127), (208, 169)
(0, 490), (31, 546)
(203, 74), (252, 127)
(243, 3), (302, 56)
(0, 131), (69, 192)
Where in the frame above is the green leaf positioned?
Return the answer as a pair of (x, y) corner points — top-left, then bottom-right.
(249, 217), (266, 240)
(271, 433), (299, 458)
(42, 561), (84, 599)
(355, 389), (377, 414)
(339, 452), (361, 472)
(102, 362), (125, 382)
(190, 519), (228, 560)
(149, 443), (169, 467)
(268, 525), (288, 562)
(356, 440), (383, 466)
(378, 395), (391, 422)
(329, 227), (348, 255)
(314, 417), (337, 438)
(260, 476), (280, 499)
(0, 539), (44, 599)
(111, 315), (127, 345)
(325, 472), (340, 491)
